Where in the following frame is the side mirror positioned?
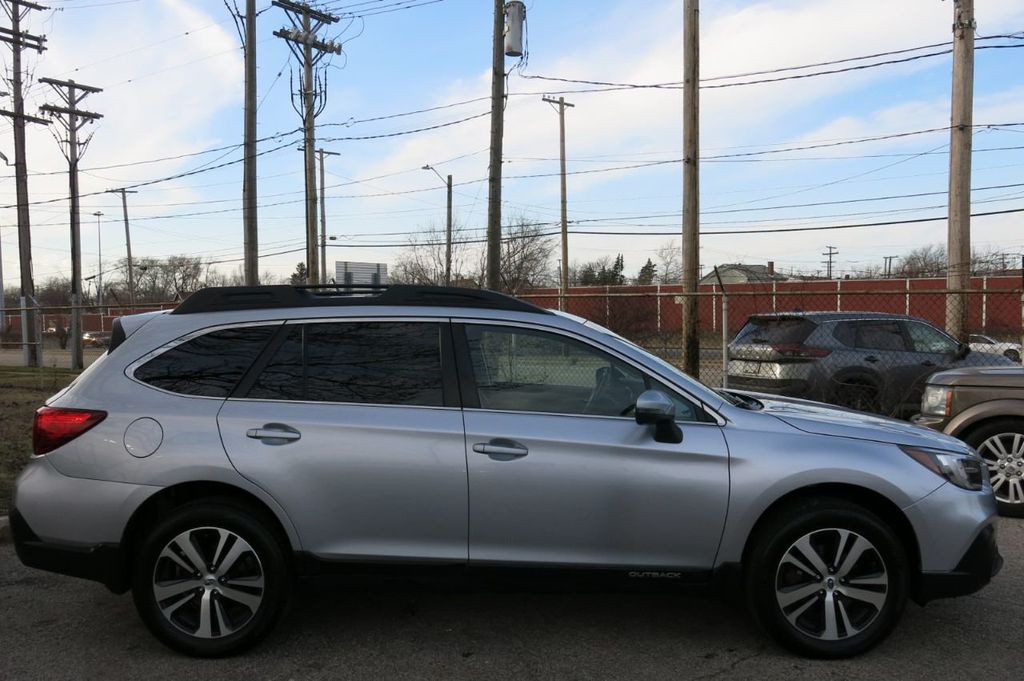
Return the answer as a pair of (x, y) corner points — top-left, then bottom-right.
(635, 390), (683, 444)
(954, 342), (970, 360)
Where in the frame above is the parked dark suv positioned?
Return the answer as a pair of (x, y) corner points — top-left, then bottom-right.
(727, 312), (1014, 418)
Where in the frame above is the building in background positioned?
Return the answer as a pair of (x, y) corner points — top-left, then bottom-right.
(699, 262), (789, 285)
(334, 261), (388, 286)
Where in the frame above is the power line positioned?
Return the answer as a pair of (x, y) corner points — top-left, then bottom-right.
(516, 36), (1024, 92)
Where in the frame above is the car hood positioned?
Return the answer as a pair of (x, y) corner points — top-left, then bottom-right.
(729, 391), (969, 451)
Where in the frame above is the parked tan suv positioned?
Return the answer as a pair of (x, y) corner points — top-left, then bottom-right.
(914, 366), (1024, 516)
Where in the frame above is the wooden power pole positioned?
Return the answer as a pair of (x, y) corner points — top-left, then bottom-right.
(946, 0), (975, 342)
(0, 0), (49, 367)
(542, 96), (574, 311)
(40, 77), (102, 370)
(243, 0), (259, 286)
(485, 0), (505, 290)
(273, 0), (340, 286)
(681, 0), (700, 376)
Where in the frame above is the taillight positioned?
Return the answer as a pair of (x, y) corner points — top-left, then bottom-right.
(771, 343), (832, 358)
(33, 407), (107, 456)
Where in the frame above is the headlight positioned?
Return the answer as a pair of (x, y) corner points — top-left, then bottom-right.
(921, 385), (952, 416)
(901, 445), (985, 491)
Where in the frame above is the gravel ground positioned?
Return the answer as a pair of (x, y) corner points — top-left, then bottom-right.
(0, 518), (1019, 680)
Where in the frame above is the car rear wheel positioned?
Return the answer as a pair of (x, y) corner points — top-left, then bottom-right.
(1003, 349), (1020, 363)
(131, 500), (290, 657)
(746, 498), (907, 658)
(964, 419), (1024, 517)
(832, 378), (880, 414)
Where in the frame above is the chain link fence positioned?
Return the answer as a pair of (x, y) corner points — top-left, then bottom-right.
(523, 276), (1024, 419)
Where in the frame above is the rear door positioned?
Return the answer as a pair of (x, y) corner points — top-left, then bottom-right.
(457, 321), (729, 571)
(217, 318), (469, 562)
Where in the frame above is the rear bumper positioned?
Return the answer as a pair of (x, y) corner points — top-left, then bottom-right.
(10, 508), (129, 593)
(913, 524), (1002, 604)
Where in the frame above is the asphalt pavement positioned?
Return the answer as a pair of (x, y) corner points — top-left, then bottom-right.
(1, 519), (1020, 680)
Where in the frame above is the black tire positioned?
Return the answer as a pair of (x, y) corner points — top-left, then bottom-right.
(131, 500), (290, 657)
(832, 378), (881, 414)
(745, 497), (908, 658)
(1003, 349), (1020, 363)
(962, 418), (1024, 518)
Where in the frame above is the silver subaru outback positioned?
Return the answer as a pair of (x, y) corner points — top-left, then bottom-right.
(11, 285), (1001, 658)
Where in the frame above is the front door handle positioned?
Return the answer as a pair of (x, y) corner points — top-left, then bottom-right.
(473, 439), (529, 460)
(921, 361), (936, 367)
(246, 424), (301, 444)
(864, 355), (879, 363)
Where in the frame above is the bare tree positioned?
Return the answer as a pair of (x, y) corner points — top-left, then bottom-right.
(491, 215), (555, 294)
(391, 220), (476, 286)
(655, 239), (682, 283)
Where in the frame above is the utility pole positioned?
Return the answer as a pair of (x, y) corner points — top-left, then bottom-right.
(1, 0), (49, 367)
(274, 0), (341, 286)
(93, 211), (103, 309)
(106, 189), (137, 308)
(40, 77), (102, 370)
(243, 0), (259, 285)
(680, 0), (700, 377)
(822, 246), (838, 280)
(883, 255), (899, 278)
(946, 0), (975, 342)
(423, 164), (454, 286)
(316, 148), (338, 283)
(542, 96), (574, 311)
(486, 0), (507, 290)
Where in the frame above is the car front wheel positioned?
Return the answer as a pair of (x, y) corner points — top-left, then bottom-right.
(746, 498), (907, 658)
(131, 500), (290, 657)
(964, 419), (1024, 517)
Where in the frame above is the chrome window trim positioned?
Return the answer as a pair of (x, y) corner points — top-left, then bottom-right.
(224, 397), (461, 412)
(454, 317), (727, 426)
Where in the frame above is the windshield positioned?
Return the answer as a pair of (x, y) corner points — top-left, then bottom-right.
(552, 311), (726, 408)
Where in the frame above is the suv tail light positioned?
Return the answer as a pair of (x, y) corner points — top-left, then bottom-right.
(33, 407), (107, 456)
(771, 343), (832, 358)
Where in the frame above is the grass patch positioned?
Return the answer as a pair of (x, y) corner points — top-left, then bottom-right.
(0, 366), (78, 513)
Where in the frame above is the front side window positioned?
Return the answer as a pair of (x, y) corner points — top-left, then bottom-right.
(135, 326), (276, 397)
(247, 322), (444, 407)
(905, 321), (958, 354)
(464, 325), (700, 420)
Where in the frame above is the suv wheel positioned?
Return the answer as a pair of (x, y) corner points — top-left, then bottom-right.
(746, 498), (907, 658)
(832, 378), (880, 414)
(964, 419), (1024, 517)
(131, 501), (290, 657)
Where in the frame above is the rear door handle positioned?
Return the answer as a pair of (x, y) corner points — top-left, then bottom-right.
(246, 424), (301, 444)
(473, 439), (529, 460)
(921, 361), (936, 367)
(864, 355), (879, 363)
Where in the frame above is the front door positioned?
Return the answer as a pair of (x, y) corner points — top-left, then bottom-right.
(456, 322), (730, 571)
(218, 319), (468, 562)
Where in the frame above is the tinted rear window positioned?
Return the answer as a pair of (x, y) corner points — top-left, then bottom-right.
(247, 322), (444, 407)
(733, 317), (816, 345)
(135, 326), (276, 397)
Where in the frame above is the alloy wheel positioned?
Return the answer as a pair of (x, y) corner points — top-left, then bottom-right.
(151, 526), (265, 639)
(978, 432), (1024, 506)
(775, 528), (888, 641)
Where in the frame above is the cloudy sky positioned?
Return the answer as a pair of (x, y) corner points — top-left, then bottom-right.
(2, 0), (1024, 289)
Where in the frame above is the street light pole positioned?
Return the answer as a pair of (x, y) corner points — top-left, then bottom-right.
(423, 164), (453, 286)
(93, 211), (103, 308)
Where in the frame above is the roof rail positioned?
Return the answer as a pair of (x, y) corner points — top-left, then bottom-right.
(170, 284), (553, 316)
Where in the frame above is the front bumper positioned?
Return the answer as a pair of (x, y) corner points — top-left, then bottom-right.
(910, 413), (952, 433)
(913, 524), (1002, 603)
(10, 508), (129, 593)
